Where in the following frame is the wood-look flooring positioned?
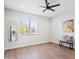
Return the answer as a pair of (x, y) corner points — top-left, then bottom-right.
(4, 42), (75, 59)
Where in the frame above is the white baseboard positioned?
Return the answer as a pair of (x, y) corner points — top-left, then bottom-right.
(5, 41), (50, 50)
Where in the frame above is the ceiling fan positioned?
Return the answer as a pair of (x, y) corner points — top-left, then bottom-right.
(40, 0), (60, 12)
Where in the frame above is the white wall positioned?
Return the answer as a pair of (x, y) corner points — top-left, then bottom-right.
(5, 8), (75, 50)
(50, 11), (75, 48)
(5, 9), (51, 50)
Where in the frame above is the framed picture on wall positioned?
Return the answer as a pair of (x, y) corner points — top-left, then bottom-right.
(64, 19), (74, 32)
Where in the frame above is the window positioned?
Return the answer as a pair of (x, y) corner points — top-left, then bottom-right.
(19, 17), (38, 35)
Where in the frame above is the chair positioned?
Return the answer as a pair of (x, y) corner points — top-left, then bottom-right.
(59, 35), (73, 49)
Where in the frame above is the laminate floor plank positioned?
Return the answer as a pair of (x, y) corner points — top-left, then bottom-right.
(4, 42), (75, 59)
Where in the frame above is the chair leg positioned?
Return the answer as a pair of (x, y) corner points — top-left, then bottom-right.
(69, 43), (73, 49)
(59, 41), (62, 46)
(71, 43), (73, 49)
(69, 44), (71, 49)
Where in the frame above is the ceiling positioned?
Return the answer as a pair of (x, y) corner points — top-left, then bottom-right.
(4, 0), (75, 18)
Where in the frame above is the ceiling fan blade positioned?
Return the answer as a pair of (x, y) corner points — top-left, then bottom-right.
(45, 0), (48, 6)
(49, 9), (55, 12)
(50, 4), (60, 8)
(43, 9), (47, 12)
(40, 6), (46, 8)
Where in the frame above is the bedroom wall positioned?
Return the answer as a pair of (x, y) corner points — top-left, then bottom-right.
(50, 10), (75, 48)
(5, 8), (75, 50)
(5, 8), (51, 50)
